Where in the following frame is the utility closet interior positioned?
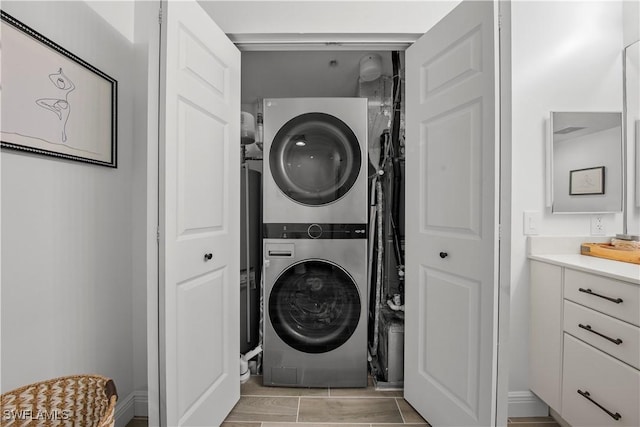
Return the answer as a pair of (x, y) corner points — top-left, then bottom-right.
(239, 50), (407, 387)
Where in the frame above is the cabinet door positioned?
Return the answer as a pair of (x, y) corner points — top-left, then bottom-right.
(562, 334), (640, 427)
(529, 261), (563, 411)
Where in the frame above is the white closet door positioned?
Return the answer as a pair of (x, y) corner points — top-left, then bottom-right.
(404, 1), (501, 425)
(159, 0), (241, 425)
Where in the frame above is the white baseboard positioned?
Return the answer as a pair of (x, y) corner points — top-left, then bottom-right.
(508, 391), (549, 418)
(115, 392), (135, 427)
(134, 390), (148, 417)
(115, 390), (148, 427)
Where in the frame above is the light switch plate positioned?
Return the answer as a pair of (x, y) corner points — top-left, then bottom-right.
(523, 211), (541, 235)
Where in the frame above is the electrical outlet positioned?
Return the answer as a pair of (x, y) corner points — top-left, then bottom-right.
(591, 215), (606, 235)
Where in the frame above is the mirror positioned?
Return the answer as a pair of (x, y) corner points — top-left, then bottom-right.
(624, 40), (640, 237)
(550, 111), (623, 213)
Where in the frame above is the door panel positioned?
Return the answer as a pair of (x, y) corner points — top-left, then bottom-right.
(419, 267), (481, 417)
(422, 101), (482, 235)
(177, 101), (226, 234)
(405, 1), (500, 426)
(177, 270), (226, 416)
(160, 0), (241, 425)
(420, 26), (483, 98)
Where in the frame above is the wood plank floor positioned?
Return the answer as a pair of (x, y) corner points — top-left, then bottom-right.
(125, 376), (560, 426)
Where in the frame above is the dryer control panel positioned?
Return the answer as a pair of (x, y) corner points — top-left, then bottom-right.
(263, 223), (367, 239)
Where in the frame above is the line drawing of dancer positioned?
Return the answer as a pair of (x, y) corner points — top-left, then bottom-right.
(36, 68), (75, 143)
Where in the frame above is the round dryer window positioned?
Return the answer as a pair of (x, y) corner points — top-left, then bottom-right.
(269, 113), (362, 206)
(269, 260), (361, 354)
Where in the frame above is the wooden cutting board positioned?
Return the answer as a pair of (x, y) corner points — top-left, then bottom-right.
(580, 243), (640, 265)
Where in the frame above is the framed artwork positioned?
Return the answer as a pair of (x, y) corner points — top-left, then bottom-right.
(1, 10), (117, 167)
(569, 166), (605, 196)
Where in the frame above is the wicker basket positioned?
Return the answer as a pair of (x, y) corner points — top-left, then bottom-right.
(1, 374), (117, 427)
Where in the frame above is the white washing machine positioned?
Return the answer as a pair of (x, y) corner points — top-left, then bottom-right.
(263, 226), (368, 388)
(263, 98), (368, 224)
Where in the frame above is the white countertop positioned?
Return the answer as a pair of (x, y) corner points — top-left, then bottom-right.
(530, 253), (640, 285)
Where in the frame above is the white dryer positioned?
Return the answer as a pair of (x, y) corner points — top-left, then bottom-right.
(263, 98), (368, 224)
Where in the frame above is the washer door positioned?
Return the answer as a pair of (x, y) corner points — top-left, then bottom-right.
(270, 113), (362, 206)
(269, 260), (361, 354)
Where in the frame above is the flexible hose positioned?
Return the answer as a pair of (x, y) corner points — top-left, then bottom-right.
(367, 178), (378, 308)
(257, 264), (264, 374)
(369, 178), (384, 357)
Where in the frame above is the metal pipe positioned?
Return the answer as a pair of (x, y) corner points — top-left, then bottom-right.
(244, 164), (252, 344)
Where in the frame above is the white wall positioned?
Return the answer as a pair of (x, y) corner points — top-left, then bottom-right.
(80, 0), (153, 415)
(86, 1), (135, 43)
(199, 0), (460, 35)
(510, 0), (623, 415)
(1, 1), (137, 424)
(623, 0), (640, 47)
(132, 0), (162, 423)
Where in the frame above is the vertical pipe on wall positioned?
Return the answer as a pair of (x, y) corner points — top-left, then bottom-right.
(244, 163), (252, 343)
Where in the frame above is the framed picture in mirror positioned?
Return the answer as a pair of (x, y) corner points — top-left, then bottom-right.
(569, 166), (605, 195)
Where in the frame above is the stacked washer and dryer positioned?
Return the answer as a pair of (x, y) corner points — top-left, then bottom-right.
(262, 98), (368, 388)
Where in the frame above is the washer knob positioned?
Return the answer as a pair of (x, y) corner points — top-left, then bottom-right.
(308, 224), (322, 239)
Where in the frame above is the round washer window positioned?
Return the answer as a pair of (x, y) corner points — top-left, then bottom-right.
(269, 260), (361, 354)
(269, 113), (361, 206)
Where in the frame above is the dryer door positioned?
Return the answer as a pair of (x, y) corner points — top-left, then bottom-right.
(269, 113), (362, 206)
(269, 259), (361, 353)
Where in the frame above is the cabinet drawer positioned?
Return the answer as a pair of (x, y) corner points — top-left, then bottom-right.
(564, 300), (640, 369)
(564, 269), (640, 326)
(562, 334), (640, 427)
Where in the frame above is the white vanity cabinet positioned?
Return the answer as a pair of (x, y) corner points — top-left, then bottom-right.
(530, 261), (564, 410)
(529, 256), (640, 427)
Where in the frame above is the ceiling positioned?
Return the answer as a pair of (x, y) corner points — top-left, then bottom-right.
(552, 112), (622, 142)
(241, 50), (396, 106)
(198, 1), (461, 36)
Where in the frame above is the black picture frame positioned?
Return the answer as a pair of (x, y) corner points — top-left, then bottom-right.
(0, 10), (117, 167)
(569, 166), (605, 196)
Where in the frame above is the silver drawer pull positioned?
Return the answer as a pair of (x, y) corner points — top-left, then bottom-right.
(578, 288), (623, 304)
(578, 323), (623, 345)
(577, 390), (622, 421)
